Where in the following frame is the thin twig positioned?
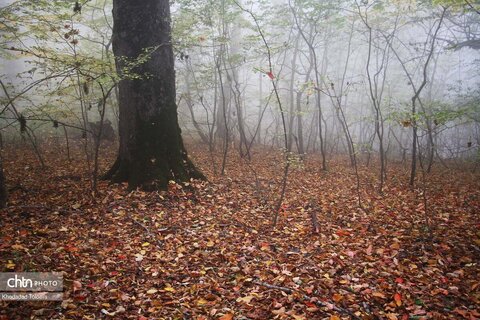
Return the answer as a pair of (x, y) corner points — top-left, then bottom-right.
(129, 214), (163, 248)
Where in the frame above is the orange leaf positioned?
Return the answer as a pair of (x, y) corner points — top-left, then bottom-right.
(260, 242), (270, 251)
(332, 293), (343, 302)
(218, 314), (234, 320)
(372, 291), (386, 299)
(336, 229), (350, 237)
(390, 242), (400, 250)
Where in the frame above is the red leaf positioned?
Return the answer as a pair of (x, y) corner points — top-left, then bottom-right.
(267, 71), (274, 80)
(394, 293), (402, 306)
(73, 294), (87, 301)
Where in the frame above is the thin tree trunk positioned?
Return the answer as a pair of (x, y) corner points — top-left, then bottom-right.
(0, 155), (7, 208)
(409, 8), (446, 187)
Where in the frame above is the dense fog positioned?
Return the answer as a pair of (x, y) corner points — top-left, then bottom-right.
(1, 0), (479, 167)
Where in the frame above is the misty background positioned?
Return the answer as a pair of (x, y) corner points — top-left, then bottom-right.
(0, 0), (479, 166)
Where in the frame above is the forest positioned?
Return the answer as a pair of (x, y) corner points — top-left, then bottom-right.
(0, 0), (479, 319)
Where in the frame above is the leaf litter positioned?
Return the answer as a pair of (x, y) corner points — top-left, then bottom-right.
(0, 143), (479, 319)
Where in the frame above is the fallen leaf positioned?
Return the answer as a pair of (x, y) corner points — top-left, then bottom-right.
(146, 288), (158, 294)
(366, 244), (373, 255)
(163, 286), (175, 292)
(394, 293), (402, 307)
(390, 242), (400, 250)
(236, 295), (255, 304)
(73, 280), (82, 292)
(372, 291), (387, 299)
(271, 307), (285, 315)
(11, 244), (24, 250)
(332, 293), (343, 302)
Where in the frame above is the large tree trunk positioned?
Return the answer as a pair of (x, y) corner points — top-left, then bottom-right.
(105, 0), (204, 190)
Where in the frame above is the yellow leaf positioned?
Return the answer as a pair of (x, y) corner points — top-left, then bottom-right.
(6, 260), (15, 269)
(207, 240), (215, 247)
(164, 286), (176, 292)
(142, 242), (150, 247)
(386, 313), (399, 320)
(197, 298), (208, 306)
(177, 246), (186, 253)
(146, 288), (158, 294)
(236, 295), (255, 304)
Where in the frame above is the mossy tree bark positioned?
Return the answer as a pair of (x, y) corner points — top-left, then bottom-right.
(105, 0), (204, 190)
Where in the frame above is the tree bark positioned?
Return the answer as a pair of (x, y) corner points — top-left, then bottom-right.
(105, 0), (204, 190)
(0, 155), (7, 208)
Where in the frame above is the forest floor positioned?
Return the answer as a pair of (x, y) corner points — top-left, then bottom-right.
(1, 141), (480, 320)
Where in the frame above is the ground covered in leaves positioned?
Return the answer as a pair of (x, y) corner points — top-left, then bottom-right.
(1, 141), (480, 320)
